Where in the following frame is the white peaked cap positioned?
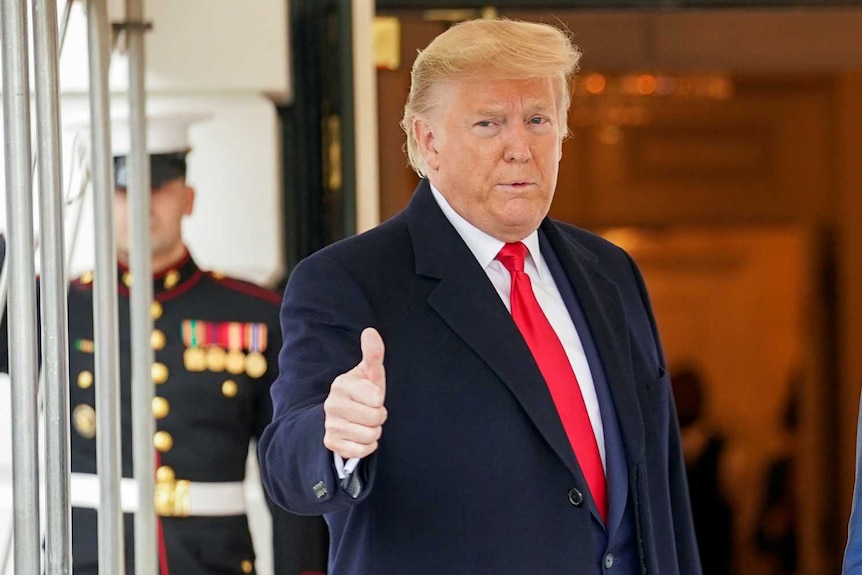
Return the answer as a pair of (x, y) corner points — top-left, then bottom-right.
(63, 108), (213, 156)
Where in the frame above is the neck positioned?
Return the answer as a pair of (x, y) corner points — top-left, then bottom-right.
(117, 243), (188, 276)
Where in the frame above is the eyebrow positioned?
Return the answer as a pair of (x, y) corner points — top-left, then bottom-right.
(523, 100), (555, 113)
(474, 102), (555, 117)
(474, 107), (507, 117)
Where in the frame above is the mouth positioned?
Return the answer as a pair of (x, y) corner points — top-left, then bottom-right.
(498, 181), (536, 191)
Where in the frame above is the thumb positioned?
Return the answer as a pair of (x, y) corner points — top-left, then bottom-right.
(358, 327), (386, 393)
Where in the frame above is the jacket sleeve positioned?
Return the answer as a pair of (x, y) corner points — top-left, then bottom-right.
(628, 252), (703, 575)
(258, 253), (379, 516)
(255, 306), (330, 575)
(1, 233), (8, 373)
(843, 393), (862, 573)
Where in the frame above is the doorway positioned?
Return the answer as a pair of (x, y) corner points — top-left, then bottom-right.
(372, 7), (851, 574)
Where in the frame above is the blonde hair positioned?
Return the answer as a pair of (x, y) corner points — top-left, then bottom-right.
(401, 18), (581, 177)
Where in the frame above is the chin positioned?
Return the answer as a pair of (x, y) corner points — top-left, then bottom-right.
(494, 222), (538, 242)
(501, 209), (545, 231)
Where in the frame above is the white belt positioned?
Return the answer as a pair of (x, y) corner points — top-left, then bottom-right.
(70, 473), (247, 517)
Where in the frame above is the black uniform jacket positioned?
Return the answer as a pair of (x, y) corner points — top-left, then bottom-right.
(0, 244), (328, 575)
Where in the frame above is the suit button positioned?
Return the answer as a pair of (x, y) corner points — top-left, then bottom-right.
(77, 370), (93, 389)
(72, 404), (96, 439)
(164, 270), (180, 290)
(151, 329), (166, 351)
(567, 488), (583, 507)
(150, 301), (163, 320)
(152, 397), (170, 420)
(152, 362), (169, 385)
(156, 465), (175, 482)
(604, 552), (615, 569)
(222, 380), (238, 398)
(153, 431), (173, 453)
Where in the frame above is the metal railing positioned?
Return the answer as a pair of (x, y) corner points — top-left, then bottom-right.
(0, 0), (156, 573)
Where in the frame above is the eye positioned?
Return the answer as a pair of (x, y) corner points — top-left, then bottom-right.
(475, 120), (494, 128)
(529, 116), (549, 125)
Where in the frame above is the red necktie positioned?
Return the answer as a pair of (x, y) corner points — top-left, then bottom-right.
(497, 242), (607, 522)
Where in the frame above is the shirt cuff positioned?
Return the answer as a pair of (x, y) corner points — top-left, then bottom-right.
(333, 455), (363, 498)
(334, 455), (360, 479)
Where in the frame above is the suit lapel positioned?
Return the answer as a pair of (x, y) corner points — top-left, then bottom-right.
(406, 182), (581, 480)
(540, 220), (647, 474)
(405, 183), (647, 488)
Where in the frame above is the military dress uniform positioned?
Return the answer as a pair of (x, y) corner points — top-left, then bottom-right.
(0, 245), (329, 575)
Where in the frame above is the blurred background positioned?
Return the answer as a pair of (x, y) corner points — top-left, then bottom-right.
(375, 5), (862, 575)
(1, 1), (862, 574)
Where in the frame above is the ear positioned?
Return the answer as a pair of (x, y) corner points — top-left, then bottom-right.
(555, 112), (567, 163)
(183, 185), (195, 216)
(556, 132), (565, 164)
(413, 118), (441, 172)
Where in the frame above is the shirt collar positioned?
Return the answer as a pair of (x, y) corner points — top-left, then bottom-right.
(429, 183), (545, 281)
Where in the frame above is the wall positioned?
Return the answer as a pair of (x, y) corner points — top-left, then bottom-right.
(837, 73), (862, 537)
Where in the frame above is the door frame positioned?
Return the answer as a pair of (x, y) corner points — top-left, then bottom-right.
(281, 0), (357, 273)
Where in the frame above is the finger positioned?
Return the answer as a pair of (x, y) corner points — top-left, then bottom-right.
(340, 402), (387, 428)
(325, 419), (383, 446)
(330, 375), (384, 409)
(323, 437), (380, 460)
(346, 378), (386, 408)
(359, 327), (386, 392)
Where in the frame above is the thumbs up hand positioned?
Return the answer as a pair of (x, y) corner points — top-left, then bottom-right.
(323, 328), (388, 459)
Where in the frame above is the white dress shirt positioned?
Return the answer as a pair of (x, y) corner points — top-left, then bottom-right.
(335, 184), (607, 483)
(428, 185), (606, 469)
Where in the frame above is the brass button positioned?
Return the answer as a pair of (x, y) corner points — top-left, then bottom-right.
(79, 270), (93, 285)
(152, 396), (170, 419)
(152, 362), (169, 385)
(153, 431), (173, 453)
(211, 271), (225, 280)
(221, 380), (238, 398)
(150, 300), (163, 320)
(241, 560), (253, 574)
(72, 404), (96, 439)
(164, 270), (180, 290)
(77, 370), (94, 389)
(156, 465), (175, 483)
(122, 271), (133, 287)
(151, 329), (166, 351)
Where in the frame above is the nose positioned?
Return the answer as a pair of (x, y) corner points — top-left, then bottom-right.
(503, 123), (531, 163)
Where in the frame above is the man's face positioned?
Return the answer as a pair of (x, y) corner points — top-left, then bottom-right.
(414, 77), (565, 242)
(114, 178), (194, 260)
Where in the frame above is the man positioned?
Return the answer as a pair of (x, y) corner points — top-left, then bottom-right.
(1, 112), (328, 575)
(260, 18), (700, 575)
(671, 365), (734, 575)
(842, 392), (861, 574)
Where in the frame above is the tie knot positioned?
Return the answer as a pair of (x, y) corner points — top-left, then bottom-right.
(496, 242), (527, 274)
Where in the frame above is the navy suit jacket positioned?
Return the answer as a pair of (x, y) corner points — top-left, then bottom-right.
(260, 180), (701, 575)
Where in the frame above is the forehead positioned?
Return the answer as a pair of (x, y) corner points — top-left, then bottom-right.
(437, 77), (560, 113)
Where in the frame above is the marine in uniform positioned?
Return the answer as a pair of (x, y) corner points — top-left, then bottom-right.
(0, 112), (328, 575)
